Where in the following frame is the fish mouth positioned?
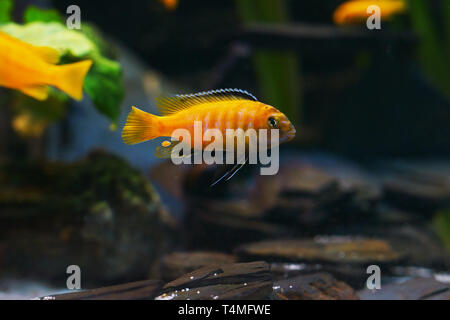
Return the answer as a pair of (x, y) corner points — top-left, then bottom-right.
(280, 126), (296, 143)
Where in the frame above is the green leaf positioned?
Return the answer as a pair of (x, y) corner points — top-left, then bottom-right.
(0, 22), (94, 57)
(80, 23), (119, 60)
(23, 6), (63, 23)
(0, 0), (13, 25)
(83, 53), (124, 122)
(235, 0), (302, 126)
(407, 0), (450, 100)
(0, 22), (124, 123)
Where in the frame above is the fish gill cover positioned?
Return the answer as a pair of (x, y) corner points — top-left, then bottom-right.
(0, 0), (124, 137)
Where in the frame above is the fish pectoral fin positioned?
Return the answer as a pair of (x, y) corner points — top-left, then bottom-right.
(19, 85), (49, 101)
(33, 46), (60, 64)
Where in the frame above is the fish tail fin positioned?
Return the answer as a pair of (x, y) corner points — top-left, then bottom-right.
(54, 60), (93, 100)
(122, 106), (160, 145)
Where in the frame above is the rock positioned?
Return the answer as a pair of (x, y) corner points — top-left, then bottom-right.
(161, 251), (237, 281)
(269, 262), (322, 280)
(265, 163), (355, 227)
(330, 225), (450, 270)
(238, 237), (405, 289)
(381, 225), (450, 269)
(382, 164), (450, 214)
(0, 150), (176, 286)
(373, 204), (423, 224)
(273, 273), (359, 300)
(186, 209), (288, 251)
(149, 161), (189, 201)
(38, 280), (163, 300)
(236, 237), (403, 265)
(358, 277), (450, 300)
(183, 161), (378, 250)
(155, 261), (273, 300)
(280, 164), (339, 197)
(269, 262), (370, 289)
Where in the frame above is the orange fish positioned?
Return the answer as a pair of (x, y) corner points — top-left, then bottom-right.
(0, 31), (93, 101)
(333, 0), (406, 25)
(159, 0), (178, 11)
(122, 89), (296, 149)
(122, 89), (296, 184)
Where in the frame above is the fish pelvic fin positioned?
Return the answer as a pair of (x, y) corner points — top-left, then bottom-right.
(19, 84), (49, 101)
(54, 60), (93, 100)
(122, 106), (160, 145)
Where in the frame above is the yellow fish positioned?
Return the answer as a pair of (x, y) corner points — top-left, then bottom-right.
(122, 89), (296, 185)
(333, 0), (406, 25)
(0, 31), (93, 101)
(122, 89), (296, 149)
(159, 0), (178, 11)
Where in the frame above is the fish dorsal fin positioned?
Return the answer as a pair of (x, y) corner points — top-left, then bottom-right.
(156, 88), (258, 116)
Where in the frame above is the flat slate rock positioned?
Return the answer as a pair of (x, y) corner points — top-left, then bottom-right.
(161, 251), (237, 281)
(269, 262), (371, 289)
(358, 277), (450, 300)
(382, 164), (450, 213)
(186, 210), (288, 251)
(38, 280), (163, 300)
(279, 165), (339, 197)
(155, 261), (272, 300)
(273, 272), (359, 300)
(236, 237), (403, 265)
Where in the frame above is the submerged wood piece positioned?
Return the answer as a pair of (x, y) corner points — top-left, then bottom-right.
(156, 261), (273, 300)
(273, 273), (359, 300)
(38, 280), (163, 300)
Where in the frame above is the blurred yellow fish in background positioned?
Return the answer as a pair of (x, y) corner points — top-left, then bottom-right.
(333, 0), (407, 25)
(0, 31), (93, 101)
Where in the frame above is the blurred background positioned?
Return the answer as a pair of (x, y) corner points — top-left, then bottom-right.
(0, 0), (449, 300)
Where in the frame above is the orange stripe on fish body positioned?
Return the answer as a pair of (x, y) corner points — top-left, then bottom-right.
(0, 31), (92, 101)
(122, 89), (296, 150)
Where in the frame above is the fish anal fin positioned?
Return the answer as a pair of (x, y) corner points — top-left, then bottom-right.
(156, 88), (258, 116)
(19, 85), (49, 101)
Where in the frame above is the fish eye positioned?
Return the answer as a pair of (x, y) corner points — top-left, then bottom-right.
(268, 116), (278, 129)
